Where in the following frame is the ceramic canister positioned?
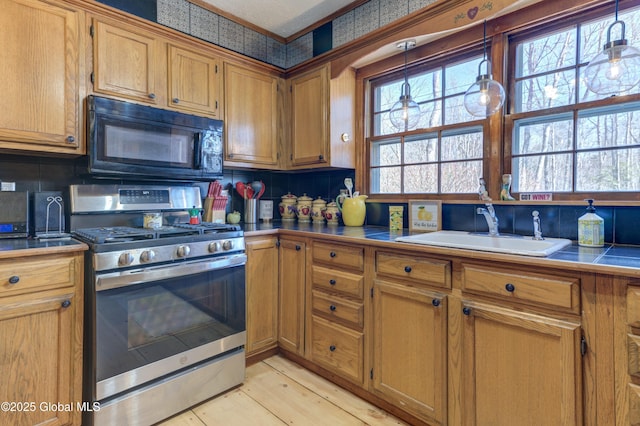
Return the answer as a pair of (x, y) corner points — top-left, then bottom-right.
(279, 192), (297, 221)
(311, 197), (327, 223)
(296, 193), (312, 222)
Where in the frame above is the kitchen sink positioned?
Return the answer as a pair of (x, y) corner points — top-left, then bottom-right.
(395, 230), (572, 257)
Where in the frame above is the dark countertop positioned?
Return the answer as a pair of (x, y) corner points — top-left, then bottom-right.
(0, 237), (88, 259)
(244, 221), (640, 277)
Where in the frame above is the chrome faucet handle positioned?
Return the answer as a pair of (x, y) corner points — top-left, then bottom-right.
(532, 210), (544, 240)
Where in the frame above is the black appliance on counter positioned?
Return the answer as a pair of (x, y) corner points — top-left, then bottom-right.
(70, 184), (246, 426)
(0, 191), (29, 238)
(87, 95), (224, 181)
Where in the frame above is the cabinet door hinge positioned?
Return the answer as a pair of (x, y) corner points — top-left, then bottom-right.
(89, 25), (94, 37)
(215, 64), (218, 74)
(370, 369), (374, 380)
(275, 239), (281, 248)
(581, 335), (587, 356)
(90, 72), (94, 85)
(289, 85), (292, 93)
(290, 153), (293, 161)
(215, 100), (218, 109)
(370, 287), (374, 298)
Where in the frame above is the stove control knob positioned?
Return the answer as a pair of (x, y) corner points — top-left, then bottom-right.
(208, 242), (221, 253)
(119, 252), (134, 266)
(140, 250), (156, 263)
(177, 245), (191, 258)
(222, 240), (234, 251)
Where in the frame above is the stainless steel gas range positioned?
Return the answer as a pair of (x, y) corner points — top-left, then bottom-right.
(70, 184), (246, 426)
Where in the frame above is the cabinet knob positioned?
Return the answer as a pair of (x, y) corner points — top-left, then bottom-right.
(329, 251), (336, 258)
(148, 93), (156, 99)
(329, 345), (336, 352)
(404, 266), (412, 273)
(505, 283), (515, 292)
(329, 305), (336, 311)
(61, 300), (71, 308)
(432, 299), (441, 307)
(172, 98), (180, 104)
(329, 279), (336, 285)
(318, 154), (324, 160)
(8, 275), (20, 285)
(295, 245), (301, 251)
(462, 307), (472, 316)
(66, 135), (75, 143)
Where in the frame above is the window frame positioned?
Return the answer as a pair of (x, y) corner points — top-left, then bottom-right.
(503, 4), (640, 200)
(366, 46), (495, 201)
(360, 0), (640, 203)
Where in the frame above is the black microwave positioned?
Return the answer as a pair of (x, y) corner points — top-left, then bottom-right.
(87, 95), (223, 181)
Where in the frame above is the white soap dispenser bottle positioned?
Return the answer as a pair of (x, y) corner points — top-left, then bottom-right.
(578, 199), (604, 247)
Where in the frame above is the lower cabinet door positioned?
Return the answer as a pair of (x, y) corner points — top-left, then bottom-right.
(461, 300), (582, 426)
(0, 291), (76, 426)
(310, 315), (364, 384)
(371, 279), (447, 425)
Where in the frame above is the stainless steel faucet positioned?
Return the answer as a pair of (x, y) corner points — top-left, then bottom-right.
(532, 210), (544, 240)
(477, 203), (499, 236)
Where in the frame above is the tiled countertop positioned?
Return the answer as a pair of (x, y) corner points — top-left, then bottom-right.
(245, 221), (640, 277)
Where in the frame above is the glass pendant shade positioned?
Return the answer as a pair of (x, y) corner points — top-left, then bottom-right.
(389, 83), (421, 130)
(389, 40), (421, 131)
(464, 59), (505, 118)
(584, 20), (640, 95)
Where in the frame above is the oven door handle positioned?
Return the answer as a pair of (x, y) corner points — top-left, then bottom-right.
(95, 254), (246, 292)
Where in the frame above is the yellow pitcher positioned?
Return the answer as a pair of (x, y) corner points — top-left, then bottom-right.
(336, 194), (368, 226)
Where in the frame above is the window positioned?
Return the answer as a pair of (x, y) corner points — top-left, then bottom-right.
(365, 2), (640, 200)
(370, 55), (486, 195)
(510, 5), (640, 193)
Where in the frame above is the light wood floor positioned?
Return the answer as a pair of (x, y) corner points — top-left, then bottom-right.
(157, 355), (407, 425)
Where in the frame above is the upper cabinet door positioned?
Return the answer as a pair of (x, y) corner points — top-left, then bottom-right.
(0, 0), (82, 154)
(224, 62), (280, 168)
(168, 45), (221, 118)
(92, 19), (162, 105)
(289, 65), (329, 167)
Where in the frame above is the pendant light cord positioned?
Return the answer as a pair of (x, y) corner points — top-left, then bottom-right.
(483, 20), (487, 61)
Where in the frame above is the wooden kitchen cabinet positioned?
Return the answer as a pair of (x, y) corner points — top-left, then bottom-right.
(307, 241), (366, 385)
(0, 251), (84, 426)
(245, 236), (279, 357)
(92, 19), (162, 105)
(91, 18), (221, 118)
(288, 63), (355, 169)
(459, 263), (583, 425)
(371, 250), (449, 425)
(278, 237), (306, 355)
(167, 44), (221, 117)
(0, 0), (83, 154)
(224, 62), (282, 168)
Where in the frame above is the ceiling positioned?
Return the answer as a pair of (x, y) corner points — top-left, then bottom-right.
(200, 0), (355, 38)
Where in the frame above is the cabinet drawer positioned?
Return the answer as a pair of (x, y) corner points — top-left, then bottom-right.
(310, 315), (364, 384)
(461, 264), (580, 312)
(627, 287), (640, 328)
(312, 265), (364, 299)
(312, 290), (363, 329)
(0, 256), (76, 297)
(312, 242), (364, 272)
(376, 252), (451, 289)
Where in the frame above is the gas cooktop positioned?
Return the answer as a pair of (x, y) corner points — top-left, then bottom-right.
(73, 223), (242, 244)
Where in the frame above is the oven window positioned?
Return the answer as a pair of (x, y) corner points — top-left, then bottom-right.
(95, 265), (245, 383)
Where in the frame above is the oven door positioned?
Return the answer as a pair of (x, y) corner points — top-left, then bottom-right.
(93, 255), (246, 400)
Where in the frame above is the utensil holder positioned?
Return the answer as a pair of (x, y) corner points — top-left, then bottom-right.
(244, 199), (257, 224)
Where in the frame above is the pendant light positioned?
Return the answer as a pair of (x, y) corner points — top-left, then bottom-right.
(389, 40), (421, 131)
(463, 20), (505, 118)
(584, 0), (640, 95)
